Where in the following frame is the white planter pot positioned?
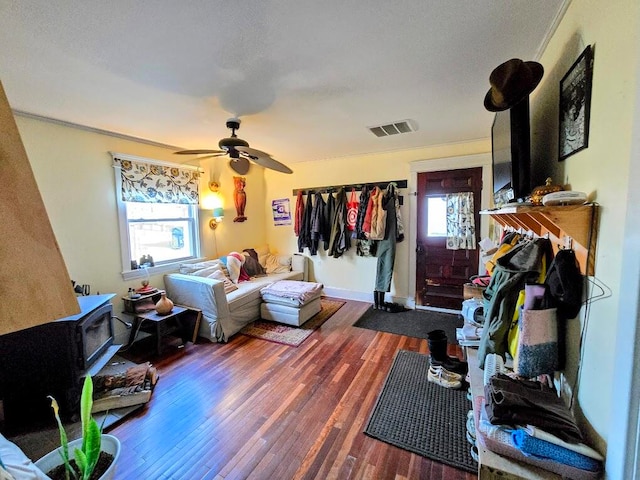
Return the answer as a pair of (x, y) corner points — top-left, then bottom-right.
(34, 434), (120, 480)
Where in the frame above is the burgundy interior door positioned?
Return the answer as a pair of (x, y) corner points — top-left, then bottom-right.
(416, 167), (482, 310)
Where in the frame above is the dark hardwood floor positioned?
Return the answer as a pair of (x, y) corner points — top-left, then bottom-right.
(15, 299), (476, 480)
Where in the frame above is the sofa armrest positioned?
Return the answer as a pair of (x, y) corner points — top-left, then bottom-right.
(0, 433), (50, 479)
(164, 273), (232, 341)
(292, 253), (308, 281)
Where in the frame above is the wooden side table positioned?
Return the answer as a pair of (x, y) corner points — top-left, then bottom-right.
(127, 306), (201, 356)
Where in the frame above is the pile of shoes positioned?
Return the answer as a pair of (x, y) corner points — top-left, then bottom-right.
(426, 329), (468, 389)
(372, 290), (409, 313)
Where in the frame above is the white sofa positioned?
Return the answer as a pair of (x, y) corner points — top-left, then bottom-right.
(164, 253), (308, 342)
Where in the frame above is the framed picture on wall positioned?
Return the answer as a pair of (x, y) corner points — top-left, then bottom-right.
(559, 45), (594, 161)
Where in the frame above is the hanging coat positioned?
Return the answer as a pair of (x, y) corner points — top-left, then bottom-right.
(323, 192), (336, 251)
(363, 186), (381, 238)
(477, 238), (553, 368)
(309, 192), (327, 256)
(297, 193), (313, 253)
(375, 183), (402, 291)
(368, 187), (387, 241)
(328, 188), (350, 258)
(355, 187), (371, 240)
(356, 186), (377, 257)
(294, 190), (304, 237)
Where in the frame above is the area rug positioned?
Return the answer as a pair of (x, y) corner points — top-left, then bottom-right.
(240, 298), (345, 347)
(364, 350), (475, 473)
(353, 306), (462, 341)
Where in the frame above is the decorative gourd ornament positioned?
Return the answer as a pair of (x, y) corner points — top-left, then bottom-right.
(155, 292), (174, 315)
(531, 178), (563, 206)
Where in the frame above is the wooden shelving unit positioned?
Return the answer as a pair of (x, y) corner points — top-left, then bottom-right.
(481, 204), (598, 276)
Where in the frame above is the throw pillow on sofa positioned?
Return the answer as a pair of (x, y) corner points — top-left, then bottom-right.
(242, 251), (266, 277)
(226, 252), (251, 284)
(264, 254), (292, 274)
(208, 269), (238, 294)
(179, 260), (222, 275)
(253, 244), (271, 268)
(190, 264), (224, 278)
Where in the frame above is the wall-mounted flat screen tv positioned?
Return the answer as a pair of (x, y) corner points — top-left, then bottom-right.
(491, 97), (531, 206)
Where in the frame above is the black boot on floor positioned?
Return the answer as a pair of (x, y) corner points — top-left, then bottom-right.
(427, 329), (468, 375)
(373, 291), (386, 310)
(377, 291), (386, 311)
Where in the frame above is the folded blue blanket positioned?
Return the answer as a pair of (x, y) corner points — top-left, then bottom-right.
(511, 429), (602, 472)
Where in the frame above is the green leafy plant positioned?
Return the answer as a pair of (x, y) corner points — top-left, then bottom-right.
(48, 376), (102, 480)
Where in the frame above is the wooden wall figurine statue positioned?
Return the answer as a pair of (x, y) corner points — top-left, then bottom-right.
(233, 176), (247, 222)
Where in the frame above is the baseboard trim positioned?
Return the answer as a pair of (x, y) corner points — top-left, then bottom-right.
(322, 287), (409, 308)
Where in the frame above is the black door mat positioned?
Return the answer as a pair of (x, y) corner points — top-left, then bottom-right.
(364, 349), (476, 474)
(354, 306), (463, 341)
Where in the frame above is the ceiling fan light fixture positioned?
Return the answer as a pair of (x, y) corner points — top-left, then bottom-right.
(218, 136), (249, 149)
(174, 117), (292, 174)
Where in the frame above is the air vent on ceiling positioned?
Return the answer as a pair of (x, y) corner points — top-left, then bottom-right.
(368, 119), (418, 137)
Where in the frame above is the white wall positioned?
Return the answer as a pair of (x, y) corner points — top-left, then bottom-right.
(529, 0), (640, 457)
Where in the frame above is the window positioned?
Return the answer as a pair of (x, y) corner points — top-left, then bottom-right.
(112, 153), (201, 279)
(126, 202), (198, 264)
(426, 196), (447, 237)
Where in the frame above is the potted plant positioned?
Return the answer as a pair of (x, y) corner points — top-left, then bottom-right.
(35, 376), (121, 480)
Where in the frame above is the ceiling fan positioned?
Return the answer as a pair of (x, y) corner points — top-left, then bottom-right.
(174, 118), (293, 175)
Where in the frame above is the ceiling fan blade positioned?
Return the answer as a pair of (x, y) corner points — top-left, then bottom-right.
(236, 146), (293, 174)
(174, 149), (226, 155)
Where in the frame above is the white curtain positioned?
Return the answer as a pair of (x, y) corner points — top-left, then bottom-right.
(446, 192), (476, 250)
(113, 157), (200, 204)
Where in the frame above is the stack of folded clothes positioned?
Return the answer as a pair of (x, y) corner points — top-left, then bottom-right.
(485, 373), (583, 443)
(473, 369), (603, 479)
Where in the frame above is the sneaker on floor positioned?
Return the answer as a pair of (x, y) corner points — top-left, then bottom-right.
(483, 353), (506, 386)
(470, 445), (479, 463)
(466, 414), (476, 445)
(428, 365), (462, 389)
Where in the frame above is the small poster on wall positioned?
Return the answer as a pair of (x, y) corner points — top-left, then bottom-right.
(272, 198), (292, 226)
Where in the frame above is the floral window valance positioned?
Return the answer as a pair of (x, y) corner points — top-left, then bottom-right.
(113, 156), (200, 204)
(446, 192), (476, 250)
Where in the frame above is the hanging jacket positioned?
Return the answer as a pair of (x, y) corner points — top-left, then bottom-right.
(328, 188), (351, 258)
(384, 182), (404, 243)
(362, 187), (377, 237)
(323, 192), (335, 251)
(368, 187), (387, 241)
(355, 187), (371, 240)
(356, 186), (377, 257)
(309, 192), (327, 256)
(294, 190), (304, 237)
(478, 237), (553, 368)
(363, 186), (385, 239)
(297, 193), (313, 253)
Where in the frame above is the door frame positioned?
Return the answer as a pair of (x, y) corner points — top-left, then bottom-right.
(407, 153), (492, 310)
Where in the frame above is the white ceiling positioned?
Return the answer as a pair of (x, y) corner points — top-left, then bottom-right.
(0, 1), (567, 168)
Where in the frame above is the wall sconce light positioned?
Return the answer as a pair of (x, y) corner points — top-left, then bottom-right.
(210, 207), (224, 229)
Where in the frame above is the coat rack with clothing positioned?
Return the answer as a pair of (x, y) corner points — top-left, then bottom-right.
(481, 203), (598, 276)
(292, 179), (407, 205)
(294, 181), (406, 312)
